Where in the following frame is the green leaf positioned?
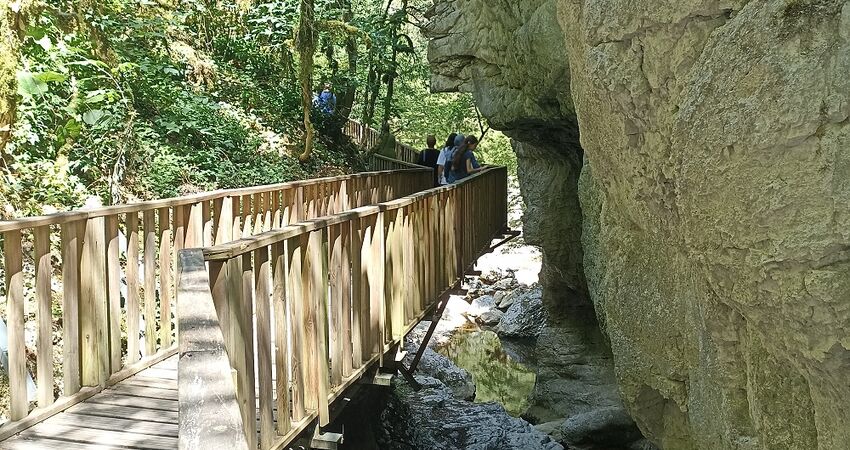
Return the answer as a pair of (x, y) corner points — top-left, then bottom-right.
(17, 71), (48, 97)
(82, 109), (106, 125)
(65, 119), (81, 138)
(34, 71), (67, 83)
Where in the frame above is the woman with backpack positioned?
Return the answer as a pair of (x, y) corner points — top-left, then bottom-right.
(437, 133), (462, 185)
(450, 135), (482, 182)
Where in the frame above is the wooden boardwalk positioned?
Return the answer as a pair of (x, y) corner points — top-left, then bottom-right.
(1, 356), (180, 449)
(0, 122), (509, 449)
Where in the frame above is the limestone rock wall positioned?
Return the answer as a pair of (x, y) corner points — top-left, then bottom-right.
(427, 0), (850, 448)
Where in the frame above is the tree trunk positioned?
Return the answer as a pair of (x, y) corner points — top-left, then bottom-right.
(0, 1), (26, 158)
(337, 0), (357, 121)
(296, 0), (317, 161)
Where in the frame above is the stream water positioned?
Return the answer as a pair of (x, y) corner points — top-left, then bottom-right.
(436, 325), (537, 417)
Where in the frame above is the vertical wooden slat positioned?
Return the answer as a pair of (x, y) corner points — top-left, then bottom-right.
(158, 208), (173, 348)
(173, 205), (186, 292)
(272, 241), (291, 435)
(372, 212), (385, 359)
(287, 235), (306, 421)
(308, 229), (330, 426)
(340, 222), (353, 377)
(187, 203), (204, 248)
(350, 218), (363, 369)
(80, 217), (108, 385)
(202, 201), (213, 246)
(34, 226), (54, 407)
(5, 230), (27, 418)
(126, 213), (140, 365)
(328, 224), (343, 386)
(143, 211), (157, 356)
(254, 246), (274, 449)
(60, 222), (81, 394)
(105, 216), (122, 373)
(240, 252), (257, 449)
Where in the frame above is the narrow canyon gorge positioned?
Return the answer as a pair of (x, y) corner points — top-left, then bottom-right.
(425, 1), (850, 448)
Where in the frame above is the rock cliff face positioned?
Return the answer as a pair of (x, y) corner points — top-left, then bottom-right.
(426, 1), (850, 449)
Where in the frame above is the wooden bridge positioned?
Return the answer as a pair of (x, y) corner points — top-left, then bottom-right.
(0, 123), (509, 449)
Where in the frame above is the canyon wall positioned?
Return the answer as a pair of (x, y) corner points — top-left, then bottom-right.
(426, 1), (850, 449)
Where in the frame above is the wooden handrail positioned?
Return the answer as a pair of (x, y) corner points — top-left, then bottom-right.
(179, 165), (509, 449)
(344, 119), (422, 165)
(177, 249), (249, 450)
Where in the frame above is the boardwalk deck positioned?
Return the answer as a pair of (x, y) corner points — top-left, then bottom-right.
(1, 356), (180, 449)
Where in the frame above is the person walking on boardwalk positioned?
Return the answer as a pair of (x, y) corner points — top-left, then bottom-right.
(439, 133), (465, 184)
(317, 82), (337, 115)
(418, 135), (442, 186)
(451, 135), (482, 182)
(436, 133), (457, 186)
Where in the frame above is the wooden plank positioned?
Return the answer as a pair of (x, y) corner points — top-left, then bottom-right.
(158, 208), (173, 348)
(271, 241), (291, 435)
(80, 217), (109, 386)
(177, 249), (249, 450)
(4, 230), (27, 419)
(87, 391), (177, 412)
(20, 422), (178, 449)
(143, 210), (158, 356)
(254, 246), (275, 449)
(45, 412), (179, 438)
(125, 213), (141, 365)
(186, 202), (204, 248)
(286, 236), (306, 421)
(307, 230), (330, 426)
(34, 226), (54, 408)
(0, 436), (124, 450)
(109, 383), (178, 401)
(66, 401), (178, 424)
(106, 216), (122, 374)
(60, 221), (81, 395)
(119, 376), (178, 391)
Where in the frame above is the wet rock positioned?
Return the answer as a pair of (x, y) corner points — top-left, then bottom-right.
(469, 295), (496, 316)
(476, 309), (504, 326)
(497, 286), (546, 338)
(493, 277), (518, 291)
(387, 376), (563, 450)
(414, 348), (476, 400)
(559, 407), (644, 450)
(497, 289), (516, 310)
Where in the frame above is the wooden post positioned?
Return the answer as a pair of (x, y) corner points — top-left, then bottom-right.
(105, 216), (122, 373)
(254, 246), (274, 449)
(80, 217), (109, 386)
(307, 229), (330, 426)
(158, 208), (173, 348)
(5, 230), (27, 418)
(60, 222), (81, 394)
(272, 241), (291, 435)
(143, 211), (157, 356)
(287, 235), (306, 421)
(34, 226), (54, 408)
(350, 218), (364, 368)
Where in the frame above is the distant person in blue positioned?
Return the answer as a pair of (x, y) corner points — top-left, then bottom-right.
(450, 135), (482, 182)
(317, 83), (337, 115)
(439, 133), (465, 184)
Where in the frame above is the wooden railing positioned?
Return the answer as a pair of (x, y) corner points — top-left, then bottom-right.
(344, 119), (421, 164)
(0, 168), (431, 439)
(177, 166), (508, 449)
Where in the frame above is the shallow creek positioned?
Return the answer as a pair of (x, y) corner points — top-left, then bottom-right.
(436, 325), (537, 417)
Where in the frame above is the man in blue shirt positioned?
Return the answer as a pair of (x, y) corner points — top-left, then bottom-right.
(317, 83), (337, 115)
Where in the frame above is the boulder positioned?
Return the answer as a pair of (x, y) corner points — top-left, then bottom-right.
(476, 309), (504, 326)
(496, 286), (546, 338)
(414, 348), (476, 400)
(384, 376), (564, 450)
(427, 0), (850, 448)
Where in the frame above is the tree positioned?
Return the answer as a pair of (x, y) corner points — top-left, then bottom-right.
(296, 0), (317, 161)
